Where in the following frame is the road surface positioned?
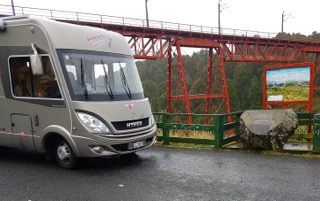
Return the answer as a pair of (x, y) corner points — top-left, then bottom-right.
(0, 146), (319, 201)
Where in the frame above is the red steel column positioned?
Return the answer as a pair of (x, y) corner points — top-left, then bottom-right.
(166, 48), (172, 113)
(313, 53), (320, 112)
(205, 48), (213, 124)
(176, 45), (192, 123)
(217, 47), (231, 114)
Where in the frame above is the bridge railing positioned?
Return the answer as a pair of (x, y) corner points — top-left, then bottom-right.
(1, 4), (319, 43)
(154, 112), (242, 148)
(154, 112), (317, 151)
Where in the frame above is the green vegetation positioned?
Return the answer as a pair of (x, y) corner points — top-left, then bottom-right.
(137, 51), (265, 113)
(267, 83), (310, 101)
(260, 150), (320, 159)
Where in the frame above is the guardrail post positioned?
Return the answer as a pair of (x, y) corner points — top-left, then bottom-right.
(313, 113), (320, 153)
(163, 114), (170, 145)
(234, 113), (240, 135)
(214, 115), (224, 148)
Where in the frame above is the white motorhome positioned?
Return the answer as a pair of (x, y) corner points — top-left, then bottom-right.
(0, 16), (157, 169)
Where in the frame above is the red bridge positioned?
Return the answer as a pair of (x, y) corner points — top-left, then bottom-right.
(1, 4), (320, 121)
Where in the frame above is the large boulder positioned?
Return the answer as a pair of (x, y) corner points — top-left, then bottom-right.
(239, 109), (298, 150)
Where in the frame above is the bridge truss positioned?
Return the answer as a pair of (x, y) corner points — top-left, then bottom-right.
(2, 4), (320, 119)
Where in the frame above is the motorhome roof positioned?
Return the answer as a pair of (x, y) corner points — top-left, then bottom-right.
(2, 16), (133, 56)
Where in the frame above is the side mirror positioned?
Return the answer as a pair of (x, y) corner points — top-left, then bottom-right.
(30, 43), (44, 75)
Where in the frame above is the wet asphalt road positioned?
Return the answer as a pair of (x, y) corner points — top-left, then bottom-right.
(0, 146), (320, 201)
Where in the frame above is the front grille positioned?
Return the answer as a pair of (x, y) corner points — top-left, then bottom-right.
(112, 118), (149, 130)
(95, 125), (157, 141)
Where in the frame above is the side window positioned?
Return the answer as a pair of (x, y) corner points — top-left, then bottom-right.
(9, 56), (62, 99)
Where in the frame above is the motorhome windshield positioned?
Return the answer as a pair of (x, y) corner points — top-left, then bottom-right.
(57, 50), (144, 101)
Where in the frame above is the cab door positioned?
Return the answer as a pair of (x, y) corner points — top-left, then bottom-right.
(10, 113), (36, 151)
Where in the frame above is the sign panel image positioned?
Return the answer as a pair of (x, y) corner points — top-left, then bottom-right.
(263, 62), (315, 112)
(266, 66), (310, 102)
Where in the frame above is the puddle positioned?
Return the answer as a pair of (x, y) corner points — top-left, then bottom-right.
(283, 142), (312, 152)
(224, 141), (313, 152)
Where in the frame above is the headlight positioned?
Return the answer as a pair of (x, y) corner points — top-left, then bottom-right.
(76, 112), (110, 133)
(150, 115), (155, 125)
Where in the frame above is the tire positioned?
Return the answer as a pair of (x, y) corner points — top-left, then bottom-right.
(54, 139), (77, 170)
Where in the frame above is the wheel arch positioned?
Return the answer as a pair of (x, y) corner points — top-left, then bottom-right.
(39, 125), (80, 157)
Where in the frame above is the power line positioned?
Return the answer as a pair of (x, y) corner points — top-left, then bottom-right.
(281, 11), (294, 33)
(218, 0), (229, 35)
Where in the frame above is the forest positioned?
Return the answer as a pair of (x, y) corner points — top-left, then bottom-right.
(136, 31), (320, 113)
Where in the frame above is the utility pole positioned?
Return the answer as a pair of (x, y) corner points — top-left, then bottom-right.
(281, 11), (294, 33)
(218, 0), (228, 35)
(11, 0), (15, 15)
(145, 0), (149, 27)
(218, 1), (220, 34)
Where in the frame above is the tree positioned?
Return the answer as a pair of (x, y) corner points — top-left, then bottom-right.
(247, 76), (262, 109)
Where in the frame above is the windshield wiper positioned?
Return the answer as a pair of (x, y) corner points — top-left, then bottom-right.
(80, 58), (88, 99)
(101, 60), (113, 100)
(119, 62), (132, 99)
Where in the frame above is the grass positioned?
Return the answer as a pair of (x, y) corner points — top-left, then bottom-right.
(267, 83), (310, 101)
(260, 150), (320, 159)
(157, 129), (235, 140)
(169, 130), (214, 139)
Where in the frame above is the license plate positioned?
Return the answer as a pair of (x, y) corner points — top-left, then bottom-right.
(128, 140), (146, 150)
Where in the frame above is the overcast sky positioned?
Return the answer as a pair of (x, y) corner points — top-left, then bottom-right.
(3, 0), (319, 36)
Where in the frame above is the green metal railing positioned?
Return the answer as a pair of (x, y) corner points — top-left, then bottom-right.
(154, 112), (242, 148)
(291, 113), (314, 140)
(154, 112), (318, 151)
(313, 113), (320, 153)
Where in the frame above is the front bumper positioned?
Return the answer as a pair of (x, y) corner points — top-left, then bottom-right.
(71, 124), (157, 157)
